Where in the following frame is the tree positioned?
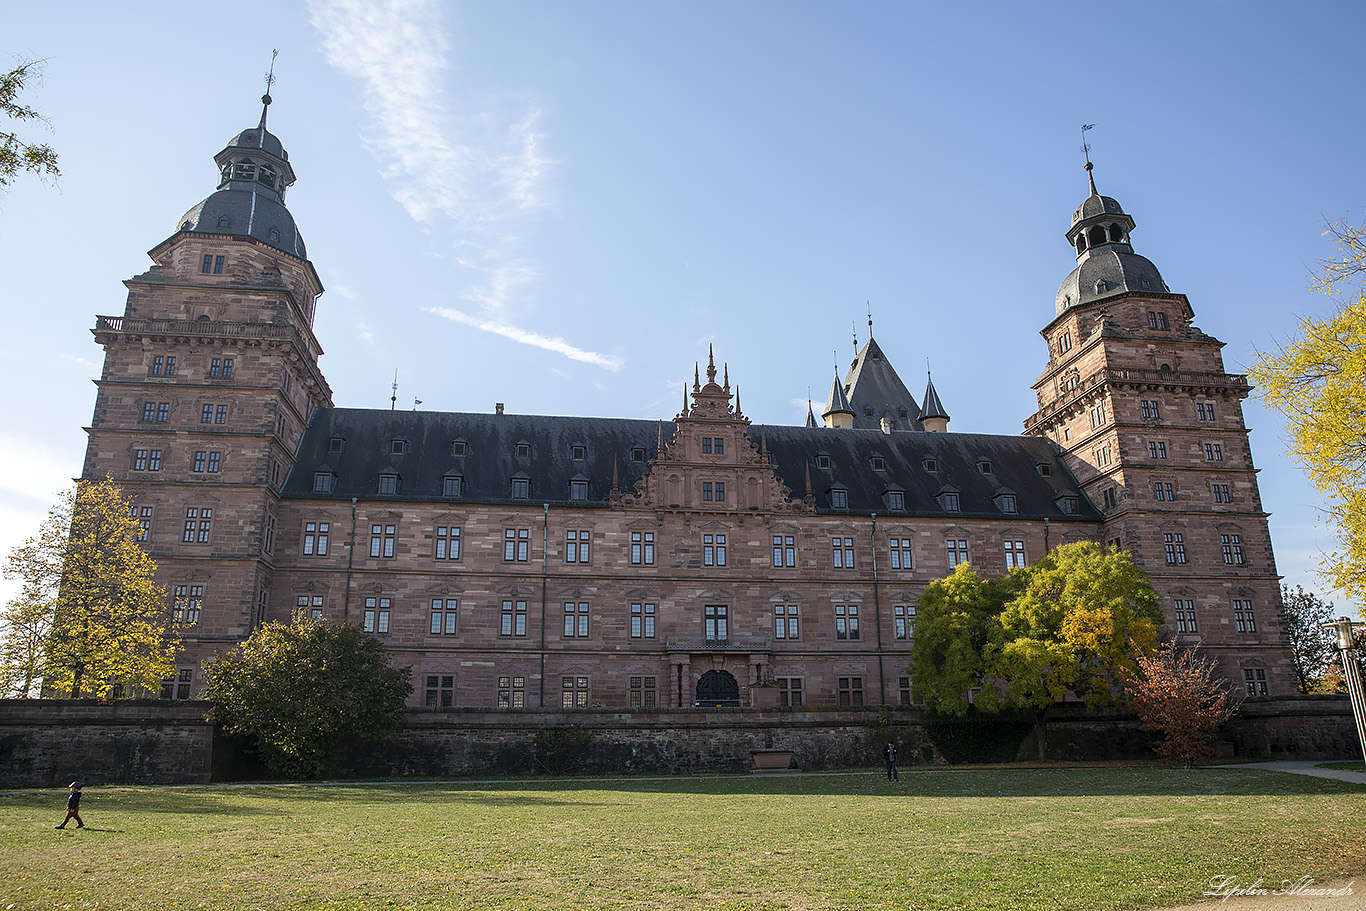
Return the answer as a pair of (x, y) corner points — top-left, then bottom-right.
(1249, 218), (1366, 599)
(906, 563), (1020, 715)
(1124, 640), (1242, 768)
(1278, 585), (1337, 693)
(203, 613), (413, 778)
(1, 478), (177, 698)
(1, 59), (60, 191)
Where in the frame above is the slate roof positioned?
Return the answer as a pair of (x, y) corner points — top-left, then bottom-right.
(841, 336), (925, 431)
(919, 374), (949, 422)
(1055, 187), (1168, 317)
(284, 407), (1100, 522)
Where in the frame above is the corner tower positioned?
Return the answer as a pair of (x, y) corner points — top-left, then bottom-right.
(1023, 164), (1293, 694)
(83, 91), (333, 691)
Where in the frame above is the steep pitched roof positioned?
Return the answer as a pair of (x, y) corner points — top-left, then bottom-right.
(919, 373), (950, 422)
(821, 371), (853, 419)
(842, 336), (924, 431)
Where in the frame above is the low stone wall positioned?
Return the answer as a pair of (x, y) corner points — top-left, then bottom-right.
(0, 700), (214, 788)
(2, 695), (1359, 786)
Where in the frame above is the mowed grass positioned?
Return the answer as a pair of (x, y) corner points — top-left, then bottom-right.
(2, 768), (1364, 911)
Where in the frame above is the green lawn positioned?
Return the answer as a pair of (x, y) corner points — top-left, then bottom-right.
(1318, 761), (1366, 773)
(1, 768), (1363, 911)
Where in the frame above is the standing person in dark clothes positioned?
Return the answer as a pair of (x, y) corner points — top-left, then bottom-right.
(55, 782), (84, 829)
(883, 742), (899, 782)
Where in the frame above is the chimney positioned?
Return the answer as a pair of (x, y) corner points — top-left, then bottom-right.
(880, 417), (893, 435)
(495, 403), (505, 415)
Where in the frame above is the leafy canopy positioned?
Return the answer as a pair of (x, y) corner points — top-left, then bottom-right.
(204, 613), (413, 778)
(2, 478), (177, 697)
(1123, 639), (1242, 768)
(910, 542), (1161, 716)
(1278, 585), (1338, 693)
(1250, 219), (1366, 598)
(1, 59), (60, 191)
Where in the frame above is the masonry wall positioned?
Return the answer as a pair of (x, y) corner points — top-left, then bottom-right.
(2, 697), (1359, 788)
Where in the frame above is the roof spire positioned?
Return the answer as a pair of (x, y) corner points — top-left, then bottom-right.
(611, 455), (621, 498)
(723, 362), (729, 391)
(259, 49), (279, 130)
(657, 420), (664, 454)
(693, 362), (700, 391)
(852, 322), (858, 357)
(867, 302), (874, 339)
(760, 423), (767, 455)
(706, 344), (717, 384)
(805, 389), (817, 428)
(1081, 123), (1098, 196)
(682, 383), (688, 416)
(804, 460), (813, 499)
(734, 385), (741, 416)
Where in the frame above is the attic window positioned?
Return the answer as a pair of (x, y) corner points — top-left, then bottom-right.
(1095, 280), (1108, 293)
(569, 480), (589, 501)
(515, 442), (531, 459)
(863, 407), (874, 416)
(830, 488), (849, 509)
(216, 215), (230, 229)
(313, 472), (333, 493)
(816, 454), (832, 470)
(898, 408), (908, 419)
(378, 473), (400, 495)
(269, 228), (281, 243)
(443, 475), (463, 497)
(572, 445), (586, 461)
(886, 490), (905, 511)
(329, 437), (344, 453)
(977, 460), (993, 474)
(391, 440), (408, 455)
(511, 477), (530, 499)
(452, 441), (468, 457)
(1058, 496), (1079, 515)
(997, 494), (1018, 513)
(630, 447), (645, 462)
(922, 457), (938, 473)
(1036, 462), (1052, 477)
(870, 456), (886, 471)
(939, 491), (960, 512)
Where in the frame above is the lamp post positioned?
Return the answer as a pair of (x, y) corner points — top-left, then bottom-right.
(1325, 617), (1366, 766)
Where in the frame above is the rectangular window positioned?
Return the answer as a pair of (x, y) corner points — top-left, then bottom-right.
(629, 676), (657, 709)
(894, 604), (916, 639)
(940, 491), (959, 511)
(1058, 331), (1072, 354)
(378, 474), (398, 495)
(569, 480), (589, 500)
(704, 604), (728, 640)
(202, 254), (214, 273)
(1212, 483), (1232, 503)
(133, 505), (153, 541)
(772, 535), (796, 567)
(1154, 482), (1174, 501)
(434, 526), (460, 560)
(630, 602), (656, 638)
(998, 494), (1018, 513)
(1174, 599), (1197, 633)
(838, 677), (864, 707)
(563, 602), (590, 637)
(702, 533), (727, 567)
(142, 403), (157, 422)
(631, 531), (655, 565)
(429, 599), (459, 636)
(562, 676), (590, 709)
(200, 404), (213, 423)
(511, 477), (530, 499)
(172, 584), (203, 625)
(208, 358), (222, 378)
(831, 489), (849, 509)
(703, 481), (725, 502)
(497, 676), (526, 709)
(1089, 403), (1106, 428)
(214, 404), (228, 424)
(1205, 443), (1224, 461)
(1095, 446), (1111, 467)
(263, 514), (275, 554)
(887, 490), (905, 510)
(207, 452), (221, 473)
(778, 677), (803, 707)
(1233, 600), (1256, 633)
(443, 476), (463, 497)
(1163, 532), (1187, 565)
(220, 358), (233, 378)
(362, 597), (391, 634)
(1197, 402), (1216, 422)
(565, 530), (591, 563)
(424, 674), (455, 708)
(504, 528), (530, 561)
(899, 676), (914, 706)
(834, 604), (860, 640)
(501, 600), (528, 637)
(313, 473), (333, 493)
(1141, 400), (1161, 420)
(150, 356), (164, 376)
(369, 524), (396, 558)
(946, 539), (969, 568)
(1147, 311), (1168, 330)
(1244, 668), (1268, 696)
(832, 537), (854, 569)
(1148, 441), (1168, 459)
(193, 451), (206, 472)
(1004, 540), (1026, 569)
(161, 668), (194, 701)
(1103, 487), (1116, 509)
(303, 521), (329, 556)
(701, 437), (712, 454)
(296, 594), (325, 619)
(182, 507), (212, 544)
(1221, 533), (1245, 565)
(774, 604), (799, 640)
(889, 538), (912, 570)
(154, 402), (169, 423)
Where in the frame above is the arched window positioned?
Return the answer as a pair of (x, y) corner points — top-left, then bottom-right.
(1075, 235), (1087, 254)
(1088, 225), (1106, 247)
(1108, 224), (1125, 243)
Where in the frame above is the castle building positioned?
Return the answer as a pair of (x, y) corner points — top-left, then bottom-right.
(80, 100), (1292, 708)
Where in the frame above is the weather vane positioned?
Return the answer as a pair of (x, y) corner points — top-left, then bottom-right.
(1081, 123), (1095, 166)
(264, 49), (279, 101)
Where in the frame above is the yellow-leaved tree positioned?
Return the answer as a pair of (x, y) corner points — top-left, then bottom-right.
(1250, 219), (1366, 599)
(1, 478), (178, 697)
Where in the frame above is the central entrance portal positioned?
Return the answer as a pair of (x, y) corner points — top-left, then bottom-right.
(695, 669), (740, 707)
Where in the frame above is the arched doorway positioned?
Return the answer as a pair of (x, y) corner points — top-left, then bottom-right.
(696, 669), (740, 707)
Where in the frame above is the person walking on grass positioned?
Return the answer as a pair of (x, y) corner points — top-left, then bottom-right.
(883, 742), (899, 782)
(55, 782), (84, 829)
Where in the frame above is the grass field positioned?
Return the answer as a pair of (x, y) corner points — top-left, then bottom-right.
(2, 768), (1363, 911)
(1318, 761), (1366, 773)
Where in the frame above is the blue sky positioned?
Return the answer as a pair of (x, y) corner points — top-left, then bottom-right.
(2, 1), (1363, 613)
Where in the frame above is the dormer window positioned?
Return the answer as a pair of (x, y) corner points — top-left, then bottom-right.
(922, 457), (939, 473)
(571, 444), (586, 461)
(830, 488), (849, 509)
(269, 227), (281, 243)
(630, 447), (645, 462)
(886, 489), (905, 511)
(977, 460), (992, 474)
(391, 440), (408, 455)
(329, 437), (345, 453)
(452, 440), (468, 457)
(313, 472), (334, 493)
(515, 442), (531, 459)
(569, 480), (589, 501)
(1058, 496), (1079, 515)
(443, 475), (463, 497)
(870, 455), (886, 471)
(898, 408), (908, 419)
(996, 493), (1018, 514)
(863, 407), (874, 417)
(216, 215), (230, 229)
(511, 477), (530, 499)
(816, 454), (832, 470)
(1095, 279), (1108, 293)
(1036, 462), (1052, 477)
(378, 473), (400, 495)
(938, 490), (960, 512)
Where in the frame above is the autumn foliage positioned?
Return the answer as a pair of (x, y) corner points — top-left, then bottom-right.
(1123, 640), (1242, 768)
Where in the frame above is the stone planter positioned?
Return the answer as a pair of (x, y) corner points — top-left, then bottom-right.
(750, 749), (794, 771)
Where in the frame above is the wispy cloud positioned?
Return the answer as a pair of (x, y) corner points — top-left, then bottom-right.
(424, 306), (622, 372)
(307, 1), (608, 368)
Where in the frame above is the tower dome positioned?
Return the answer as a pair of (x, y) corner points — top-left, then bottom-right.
(1054, 163), (1167, 316)
(172, 93), (307, 260)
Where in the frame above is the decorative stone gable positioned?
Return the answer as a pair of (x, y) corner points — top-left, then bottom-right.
(621, 349), (800, 513)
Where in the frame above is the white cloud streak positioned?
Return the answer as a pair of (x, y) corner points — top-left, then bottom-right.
(308, 0), (613, 369)
(424, 306), (622, 372)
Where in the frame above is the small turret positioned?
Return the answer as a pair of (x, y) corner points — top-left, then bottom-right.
(822, 370), (854, 430)
(919, 372), (950, 433)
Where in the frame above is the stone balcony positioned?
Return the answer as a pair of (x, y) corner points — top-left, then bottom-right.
(665, 635), (771, 653)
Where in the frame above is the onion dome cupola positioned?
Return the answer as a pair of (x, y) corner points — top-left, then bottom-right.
(918, 372), (950, 433)
(1055, 162), (1167, 316)
(172, 91), (308, 259)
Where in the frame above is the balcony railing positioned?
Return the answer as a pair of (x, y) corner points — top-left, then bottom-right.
(94, 315), (296, 340)
(1025, 367), (1249, 432)
(665, 635), (771, 652)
